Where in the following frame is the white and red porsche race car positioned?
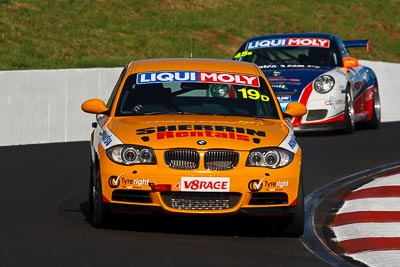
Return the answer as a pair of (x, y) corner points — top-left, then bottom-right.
(233, 33), (381, 133)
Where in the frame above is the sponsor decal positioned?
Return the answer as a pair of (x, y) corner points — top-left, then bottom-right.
(326, 96), (336, 109)
(266, 180), (289, 191)
(179, 177), (230, 192)
(325, 96), (345, 109)
(261, 64), (313, 69)
(248, 178), (289, 192)
(248, 177), (266, 192)
(278, 120), (298, 152)
(136, 124), (266, 142)
(108, 175), (150, 189)
(108, 174), (123, 188)
(272, 84), (288, 90)
(101, 130), (113, 147)
(279, 131), (298, 153)
(277, 95), (291, 102)
(269, 77), (301, 82)
(246, 38), (330, 50)
(122, 178), (150, 188)
(100, 123), (123, 149)
(137, 71), (260, 87)
(287, 134), (297, 149)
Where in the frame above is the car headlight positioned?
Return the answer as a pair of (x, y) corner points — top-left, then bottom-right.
(106, 145), (156, 165)
(314, 75), (335, 94)
(246, 148), (294, 168)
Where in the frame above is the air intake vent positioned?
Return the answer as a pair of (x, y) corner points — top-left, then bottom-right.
(161, 192), (241, 210)
(306, 109), (328, 121)
(249, 192), (288, 205)
(112, 190), (152, 203)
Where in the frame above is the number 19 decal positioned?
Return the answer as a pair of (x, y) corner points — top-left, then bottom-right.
(238, 88), (270, 102)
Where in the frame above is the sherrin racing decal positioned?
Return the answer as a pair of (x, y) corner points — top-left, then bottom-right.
(245, 38), (330, 50)
(137, 71), (260, 87)
(136, 124), (266, 142)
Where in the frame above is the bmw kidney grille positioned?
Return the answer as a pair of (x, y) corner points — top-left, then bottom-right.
(164, 149), (239, 170)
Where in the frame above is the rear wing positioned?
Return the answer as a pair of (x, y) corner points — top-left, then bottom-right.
(343, 39), (371, 52)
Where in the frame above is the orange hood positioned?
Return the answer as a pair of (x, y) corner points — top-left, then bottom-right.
(106, 114), (290, 150)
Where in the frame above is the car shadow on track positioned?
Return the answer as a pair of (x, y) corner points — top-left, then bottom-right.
(75, 200), (294, 238)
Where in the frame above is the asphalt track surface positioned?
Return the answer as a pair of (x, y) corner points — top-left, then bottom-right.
(1, 121), (399, 267)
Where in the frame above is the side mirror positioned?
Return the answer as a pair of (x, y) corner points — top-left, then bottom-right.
(284, 102), (307, 118)
(81, 99), (109, 114)
(342, 57), (359, 68)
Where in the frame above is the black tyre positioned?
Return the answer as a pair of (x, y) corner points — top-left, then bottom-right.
(343, 88), (355, 134)
(89, 161), (108, 228)
(281, 176), (304, 237)
(365, 83), (381, 129)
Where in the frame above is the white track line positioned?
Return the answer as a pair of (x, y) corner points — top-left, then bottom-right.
(337, 197), (400, 213)
(349, 250), (400, 267)
(354, 174), (400, 191)
(331, 222), (400, 241)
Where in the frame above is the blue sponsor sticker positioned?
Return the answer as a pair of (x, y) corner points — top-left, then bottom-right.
(277, 95), (291, 102)
(102, 130), (113, 146)
(288, 135), (297, 149)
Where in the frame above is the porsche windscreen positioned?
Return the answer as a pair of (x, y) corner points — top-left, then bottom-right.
(234, 38), (342, 68)
(115, 71), (279, 119)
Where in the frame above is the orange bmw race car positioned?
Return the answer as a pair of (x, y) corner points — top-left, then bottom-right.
(81, 58), (307, 236)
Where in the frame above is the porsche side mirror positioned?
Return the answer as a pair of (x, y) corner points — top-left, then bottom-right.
(81, 98), (109, 114)
(343, 57), (359, 68)
(284, 102), (307, 118)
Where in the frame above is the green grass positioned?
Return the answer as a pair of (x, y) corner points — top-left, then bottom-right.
(1, 0), (399, 70)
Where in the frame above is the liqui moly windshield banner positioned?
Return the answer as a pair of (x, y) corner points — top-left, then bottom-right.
(137, 71), (260, 87)
(246, 38), (330, 50)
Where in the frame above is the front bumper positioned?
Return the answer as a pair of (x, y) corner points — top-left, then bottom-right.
(103, 198), (299, 217)
(293, 120), (346, 133)
(97, 146), (302, 216)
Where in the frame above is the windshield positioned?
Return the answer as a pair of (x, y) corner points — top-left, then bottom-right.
(234, 37), (341, 68)
(115, 71), (279, 119)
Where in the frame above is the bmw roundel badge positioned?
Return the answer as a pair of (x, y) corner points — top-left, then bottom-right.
(197, 140), (206, 145)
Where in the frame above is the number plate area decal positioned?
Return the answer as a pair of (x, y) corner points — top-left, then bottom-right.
(180, 177), (230, 192)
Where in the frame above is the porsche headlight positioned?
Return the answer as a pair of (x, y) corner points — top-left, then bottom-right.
(246, 148), (293, 168)
(209, 84), (229, 97)
(106, 145), (156, 165)
(314, 75), (335, 94)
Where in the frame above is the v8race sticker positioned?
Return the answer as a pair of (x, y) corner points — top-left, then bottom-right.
(179, 177), (230, 192)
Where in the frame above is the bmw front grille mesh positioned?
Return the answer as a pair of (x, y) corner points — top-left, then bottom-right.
(164, 149), (200, 170)
(161, 192), (241, 210)
(164, 149), (239, 170)
(204, 150), (239, 170)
